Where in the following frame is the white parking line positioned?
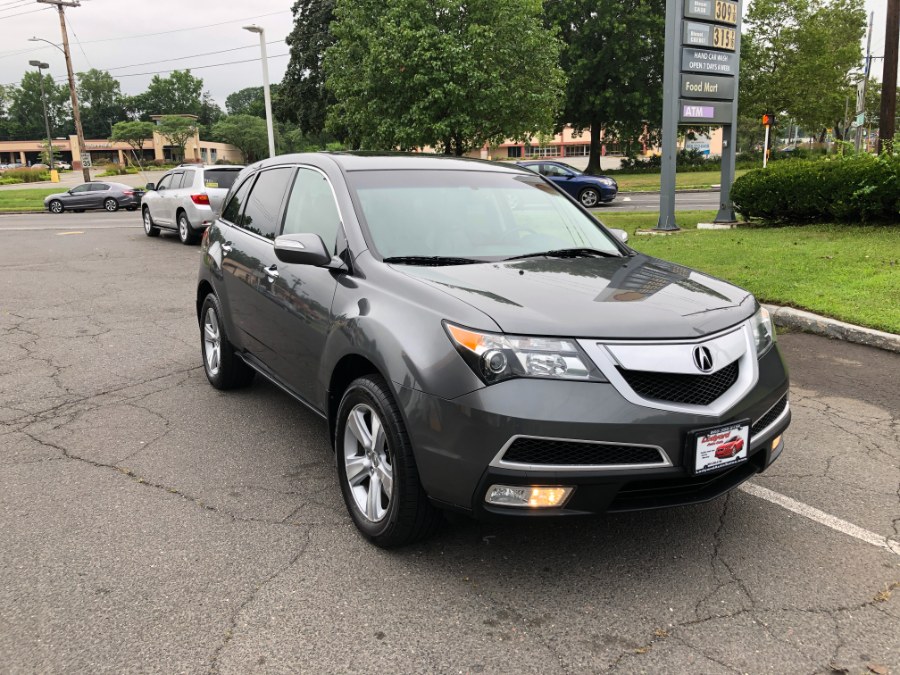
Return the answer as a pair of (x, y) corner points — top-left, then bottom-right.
(741, 482), (900, 557)
(0, 224), (140, 231)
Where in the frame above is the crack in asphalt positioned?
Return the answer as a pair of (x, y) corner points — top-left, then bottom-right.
(207, 529), (314, 675)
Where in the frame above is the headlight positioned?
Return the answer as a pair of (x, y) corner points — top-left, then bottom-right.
(750, 307), (775, 356)
(597, 178), (616, 187)
(444, 322), (604, 384)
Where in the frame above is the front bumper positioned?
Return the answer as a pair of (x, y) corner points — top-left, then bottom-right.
(396, 345), (789, 517)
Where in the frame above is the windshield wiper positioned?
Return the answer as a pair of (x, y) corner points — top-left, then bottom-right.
(502, 248), (621, 262)
(383, 256), (484, 266)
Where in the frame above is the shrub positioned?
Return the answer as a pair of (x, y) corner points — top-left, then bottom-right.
(0, 168), (50, 183)
(731, 154), (900, 224)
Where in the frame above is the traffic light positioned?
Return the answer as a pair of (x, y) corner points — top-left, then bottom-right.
(762, 113), (777, 127)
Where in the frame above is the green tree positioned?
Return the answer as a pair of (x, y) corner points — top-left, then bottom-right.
(226, 86), (266, 117)
(110, 120), (155, 163)
(156, 115), (197, 161)
(325, 0), (564, 155)
(277, 0), (336, 136)
(198, 92), (223, 129)
(0, 85), (13, 141)
(211, 115), (269, 163)
(7, 71), (71, 140)
(544, 0), (666, 173)
(740, 0), (865, 143)
(76, 69), (126, 138)
(131, 70), (204, 118)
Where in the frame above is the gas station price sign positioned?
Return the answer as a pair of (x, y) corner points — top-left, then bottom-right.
(685, 0), (738, 25)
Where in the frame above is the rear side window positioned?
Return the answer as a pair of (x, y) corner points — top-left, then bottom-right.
(170, 172), (185, 189)
(281, 168), (341, 250)
(221, 176), (254, 224)
(202, 169), (240, 190)
(180, 170), (196, 189)
(238, 167), (294, 240)
(89, 183), (110, 191)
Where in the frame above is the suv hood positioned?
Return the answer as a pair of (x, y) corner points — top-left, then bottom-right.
(395, 254), (755, 339)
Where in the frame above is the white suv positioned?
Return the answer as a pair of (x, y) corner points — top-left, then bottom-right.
(141, 164), (244, 244)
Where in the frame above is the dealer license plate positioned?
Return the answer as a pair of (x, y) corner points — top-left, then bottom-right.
(691, 421), (750, 475)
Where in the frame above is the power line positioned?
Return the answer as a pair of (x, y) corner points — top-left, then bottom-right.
(0, 5), (51, 18)
(72, 9), (290, 45)
(112, 53), (289, 79)
(0, 0), (32, 9)
(101, 40), (282, 74)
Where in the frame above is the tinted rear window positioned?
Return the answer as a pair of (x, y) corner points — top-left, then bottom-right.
(203, 169), (240, 190)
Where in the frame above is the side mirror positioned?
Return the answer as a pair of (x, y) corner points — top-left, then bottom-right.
(145, 182), (155, 191)
(609, 228), (629, 244)
(274, 233), (332, 267)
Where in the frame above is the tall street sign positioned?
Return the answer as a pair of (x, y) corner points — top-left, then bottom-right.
(658, 0), (743, 230)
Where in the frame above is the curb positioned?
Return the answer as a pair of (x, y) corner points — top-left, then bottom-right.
(764, 304), (900, 354)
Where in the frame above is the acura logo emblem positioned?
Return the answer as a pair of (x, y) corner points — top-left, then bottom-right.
(693, 346), (714, 373)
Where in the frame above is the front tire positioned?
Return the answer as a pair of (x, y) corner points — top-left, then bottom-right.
(142, 208), (160, 237)
(579, 188), (600, 208)
(336, 375), (442, 548)
(199, 293), (255, 390)
(104, 198), (119, 212)
(178, 211), (197, 245)
(48, 200), (63, 214)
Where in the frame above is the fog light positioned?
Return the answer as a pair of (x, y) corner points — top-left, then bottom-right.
(771, 435), (782, 450)
(485, 485), (573, 508)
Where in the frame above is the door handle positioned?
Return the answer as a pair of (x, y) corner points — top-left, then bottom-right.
(264, 264), (279, 280)
(221, 242), (233, 254)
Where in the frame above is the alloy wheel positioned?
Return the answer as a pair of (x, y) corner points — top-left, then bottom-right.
(580, 189), (599, 208)
(203, 307), (221, 377)
(143, 210), (152, 233)
(104, 199), (118, 212)
(49, 201), (62, 214)
(179, 217), (189, 242)
(343, 403), (393, 522)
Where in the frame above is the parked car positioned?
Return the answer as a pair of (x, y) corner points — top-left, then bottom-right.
(44, 181), (144, 214)
(195, 153), (790, 547)
(517, 160), (618, 207)
(714, 436), (745, 459)
(54, 161), (72, 170)
(141, 164), (245, 244)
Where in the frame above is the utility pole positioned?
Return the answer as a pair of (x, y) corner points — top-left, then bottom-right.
(37, 0), (90, 182)
(879, 0), (899, 154)
(856, 12), (874, 152)
(29, 60), (54, 168)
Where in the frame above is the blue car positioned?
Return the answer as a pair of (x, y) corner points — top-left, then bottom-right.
(517, 160), (617, 208)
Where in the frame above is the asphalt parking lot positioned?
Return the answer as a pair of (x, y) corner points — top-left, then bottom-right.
(1, 212), (898, 674)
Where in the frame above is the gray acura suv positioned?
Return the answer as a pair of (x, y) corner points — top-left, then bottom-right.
(196, 154), (790, 547)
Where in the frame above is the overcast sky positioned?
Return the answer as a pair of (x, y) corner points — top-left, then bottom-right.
(0, 0), (294, 106)
(0, 0), (893, 108)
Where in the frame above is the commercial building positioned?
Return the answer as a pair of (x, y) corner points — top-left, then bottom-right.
(0, 114), (243, 168)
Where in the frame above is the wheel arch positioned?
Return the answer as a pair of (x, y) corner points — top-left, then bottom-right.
(327, 354), (382, 446)
(196, 280), (215, 325)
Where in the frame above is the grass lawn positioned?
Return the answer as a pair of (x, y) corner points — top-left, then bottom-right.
(613, 169), (750, 192)
(0, 188), (60, 212)
(599, 210), (900, 334)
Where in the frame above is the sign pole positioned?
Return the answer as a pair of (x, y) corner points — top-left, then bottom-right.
(714, 7), (741, 223)
(762, 124), (770, 168)
(656, 0), (684, 231)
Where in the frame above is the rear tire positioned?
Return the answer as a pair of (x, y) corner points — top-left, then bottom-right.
(48, 200), (63, 214)
(178, 211), (197, 245)
(104, 198), (119, 212)
(142, 208), (160, 237)
(200, 293), (255, 390)
(336, 375), (442, 548)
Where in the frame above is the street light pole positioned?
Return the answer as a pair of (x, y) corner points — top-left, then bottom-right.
(29, 60), (54, 169)
(36, 0), (90, 182)
(243, 24), (276, 159)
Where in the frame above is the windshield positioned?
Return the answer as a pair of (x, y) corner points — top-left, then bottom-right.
(348, 169), (621, 261)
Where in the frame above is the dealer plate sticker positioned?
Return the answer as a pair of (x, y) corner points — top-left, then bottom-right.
(694, 422), (749, 474)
